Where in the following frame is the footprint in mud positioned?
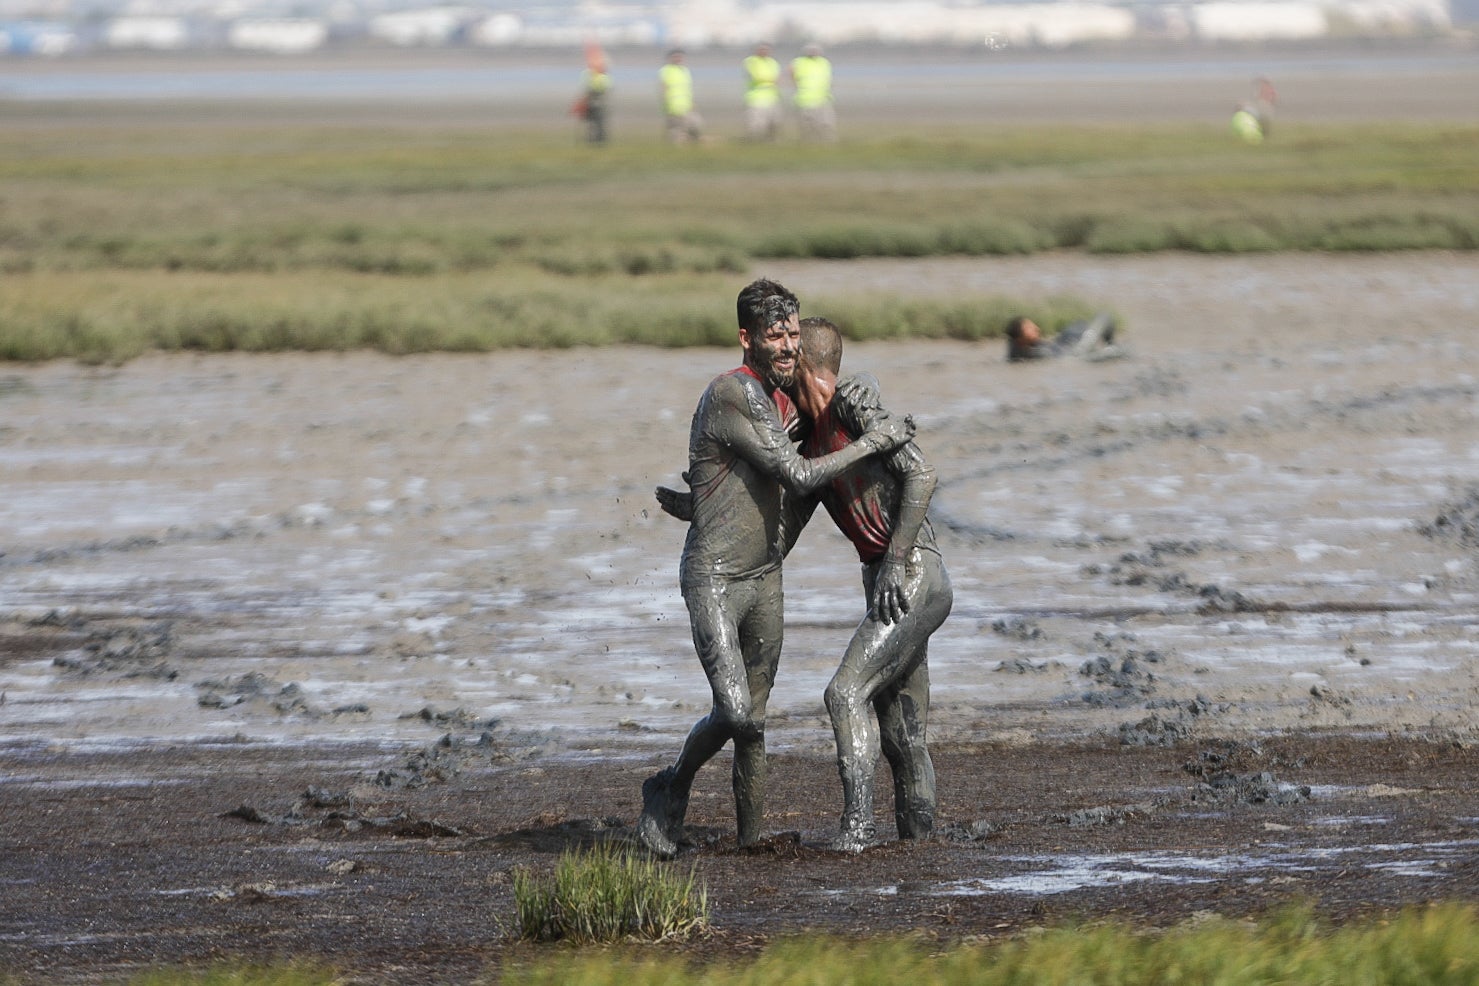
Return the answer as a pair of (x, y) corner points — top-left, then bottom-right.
(195, 672), (358, 718)
(1086, 539), (1263, 613)
(1182, 742), (1311, 806)
(1420, 484), (1479, 552)
(51, 619), (178, 681)
(1078, 631), (1165, 708)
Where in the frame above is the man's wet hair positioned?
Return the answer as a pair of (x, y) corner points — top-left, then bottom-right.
(1004, 316), (1032, 341)
(737, 278), (799, 334)
(800, 316), (843, 375)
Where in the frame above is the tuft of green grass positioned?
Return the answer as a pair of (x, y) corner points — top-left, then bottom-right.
(510, 842), (709, 944)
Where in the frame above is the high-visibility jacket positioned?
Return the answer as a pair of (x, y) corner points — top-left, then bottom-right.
(791, 55), (832, 109)
(743, 55), (780, 108)
(1231, 108), (1263, 144)
(659, 63), (694, 116)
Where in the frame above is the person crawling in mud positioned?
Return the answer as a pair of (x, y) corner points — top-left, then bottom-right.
(657, 316), (951, 853)
(1005, 313), (1126, 362)
(636, 280), (916, 860)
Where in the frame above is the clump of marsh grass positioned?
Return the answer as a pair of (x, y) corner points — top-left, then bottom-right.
(511, 843), (708, 944)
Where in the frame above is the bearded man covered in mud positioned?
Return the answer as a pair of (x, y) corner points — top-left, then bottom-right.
(636, 279), (915, 859)
(657, 316), (950, 851)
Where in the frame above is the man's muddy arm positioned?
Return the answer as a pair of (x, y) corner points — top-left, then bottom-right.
(717, 374), (914, 496)
(762, 413), (912, 496)
(883, 445), (937, 564)
(840, 387), (937, 624)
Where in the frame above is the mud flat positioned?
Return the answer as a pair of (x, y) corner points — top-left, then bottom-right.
(1, 250), (1478, 980)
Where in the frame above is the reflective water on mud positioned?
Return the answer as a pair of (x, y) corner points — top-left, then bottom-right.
(914, 837), (1479, 896)
(2, 255), (1477, 770)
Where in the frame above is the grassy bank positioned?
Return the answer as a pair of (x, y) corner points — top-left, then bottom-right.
(29, 903), (1477, 986)
(1, 116), (1474, 360)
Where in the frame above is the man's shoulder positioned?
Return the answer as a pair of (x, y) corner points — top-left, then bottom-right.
(700, 367), (768, 412)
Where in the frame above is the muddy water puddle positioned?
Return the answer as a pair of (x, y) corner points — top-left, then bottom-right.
(885, 838), (1479, 897)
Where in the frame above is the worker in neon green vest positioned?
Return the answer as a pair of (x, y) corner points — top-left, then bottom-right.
(789, 43), (835, 142)
(578, 56), (611, 145)
(1231, 102), (1264, 145)
(742, 41), (782, 142)
(659, 48), (703, 144)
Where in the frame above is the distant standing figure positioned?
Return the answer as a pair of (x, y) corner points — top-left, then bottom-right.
(659, 49), (703, 145)
(1005, 314), (1125, 362)
(790, 43), (835, 142)
(743, 42), (783, 142)
(579, 57), (611, 145)
(1253, 76), (1278, 136)
(1231, 102), (1263, 145)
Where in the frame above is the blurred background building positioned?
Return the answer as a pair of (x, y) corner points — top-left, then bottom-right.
(0, 0), (1468, 56)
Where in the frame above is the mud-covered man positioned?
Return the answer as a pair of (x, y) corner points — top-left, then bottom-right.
(658, 316), (951, 851)
(790, 317), (951, 850)
(636, 280), (915, 859)
(1005, 313), (1125, 362)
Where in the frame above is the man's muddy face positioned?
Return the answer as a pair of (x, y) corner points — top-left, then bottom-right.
(744, 313), (801, 391)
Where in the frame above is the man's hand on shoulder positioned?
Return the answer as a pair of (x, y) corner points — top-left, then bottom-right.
(835, 372), (881, 412)
(860, 411), (915, 454)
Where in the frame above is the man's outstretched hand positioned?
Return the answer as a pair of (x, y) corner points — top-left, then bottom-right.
(655, 485), (695, 522)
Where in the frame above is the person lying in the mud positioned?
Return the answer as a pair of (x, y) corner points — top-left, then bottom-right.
(657, 316), (951, 853)
(636, 279), (915, 860)
(1005, 313), (1126, 362)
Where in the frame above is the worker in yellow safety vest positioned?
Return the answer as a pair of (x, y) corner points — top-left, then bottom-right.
(742, 42), (782, 141)
(659, 49), (703, 144)
(1231, 102), (1264, 145)
(789, 43), (835, 142)
(577, 57), (611, 145)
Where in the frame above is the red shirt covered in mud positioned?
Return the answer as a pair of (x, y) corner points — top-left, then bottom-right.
(800, 380), (939, 566)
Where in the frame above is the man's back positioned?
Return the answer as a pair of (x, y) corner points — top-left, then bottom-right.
(802, 385), (938, 564)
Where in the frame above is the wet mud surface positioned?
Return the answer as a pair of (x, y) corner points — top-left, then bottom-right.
(2, 736), (1477, 983)
(2, 251), (1478, 980)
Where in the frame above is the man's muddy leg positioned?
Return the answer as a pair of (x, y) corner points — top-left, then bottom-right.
(877, 656), (935, 839)
(826, 610), (912, 851)
(733, 572), (782, 847)
(732, 730), (766, 846)
(637, 711), (725, 857)
(854, 554), (951, 844)
(638, 582), (755, 857)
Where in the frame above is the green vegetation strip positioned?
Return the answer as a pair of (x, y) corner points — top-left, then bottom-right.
(0, 268), (1096, 363)
(45, 902), (1477, 986)
(1, 118), (1473, 359)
